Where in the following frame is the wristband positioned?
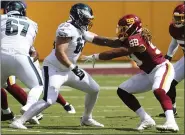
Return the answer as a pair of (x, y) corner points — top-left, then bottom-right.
(69, 64), (75, 70)
(84, 31), (95, 42)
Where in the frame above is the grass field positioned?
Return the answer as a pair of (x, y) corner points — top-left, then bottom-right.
(1, 75), (184, 134)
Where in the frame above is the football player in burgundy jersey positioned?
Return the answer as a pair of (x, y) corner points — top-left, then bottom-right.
(158, 3), (184, 118)
(82, 14), (179, 132)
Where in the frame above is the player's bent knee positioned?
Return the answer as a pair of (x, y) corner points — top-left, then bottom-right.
(171, 79), (178, 87)
(91, 83), (100, 93)
(43, 86), (59, 105)
(117, 88), (130, 99)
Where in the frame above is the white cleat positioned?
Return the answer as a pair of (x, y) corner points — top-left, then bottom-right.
(9, 120), (27, 129)
(20, 109), (40, 125)
(136, 117), (156, 131)
(156, 121), (179, 132)
(80, 118), (104, 127)
(63, 103), (76, 114)
(36, 113), (43, 121)
(28, 116), (40, 125)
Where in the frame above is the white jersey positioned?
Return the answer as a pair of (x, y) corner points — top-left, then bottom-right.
(1, 14), (38, 56)
(44, 21), (85, 71)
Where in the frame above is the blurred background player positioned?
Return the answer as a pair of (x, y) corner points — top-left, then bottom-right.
(10, 3), (104, 129)
(158, 3), (184, 117)
(82, 14), (179, 132)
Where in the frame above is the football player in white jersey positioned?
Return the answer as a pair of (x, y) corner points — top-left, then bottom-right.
(10, 3), (104, 129)
(1, 1), (43, 124)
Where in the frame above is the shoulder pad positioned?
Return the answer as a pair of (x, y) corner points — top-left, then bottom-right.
(27, 18), (38, 34)
(56, 22), (75, 37)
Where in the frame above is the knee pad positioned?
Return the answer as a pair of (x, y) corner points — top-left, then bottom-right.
(171, 79), (178, 88)
(117, 88), (129, 96)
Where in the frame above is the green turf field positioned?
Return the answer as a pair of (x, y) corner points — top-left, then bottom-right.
(1, 75), (184, 134)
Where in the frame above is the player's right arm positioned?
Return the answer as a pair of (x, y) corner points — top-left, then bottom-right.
(83, 31), (123, 48)
(165, 37), (179, 61)
(55, 36), (73, 68)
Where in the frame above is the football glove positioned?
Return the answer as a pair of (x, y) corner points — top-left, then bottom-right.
(81, 54), (98, 68)
(71, 66), (85, 80)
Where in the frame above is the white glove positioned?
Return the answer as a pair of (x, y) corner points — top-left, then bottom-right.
(81, 54), (99, 68)
(82, 31), (98, 42)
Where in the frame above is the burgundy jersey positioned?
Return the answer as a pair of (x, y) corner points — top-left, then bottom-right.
(169, 23), (185, 50)
(126, 34), (166, 74)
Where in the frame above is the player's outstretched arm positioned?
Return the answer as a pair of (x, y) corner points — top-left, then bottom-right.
(83, 31), (123, 48)
(82, 47), (137, 63)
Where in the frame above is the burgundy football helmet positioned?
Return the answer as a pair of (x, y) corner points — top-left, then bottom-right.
(116, 14), (142, 40)
(173, 3), (184, 27)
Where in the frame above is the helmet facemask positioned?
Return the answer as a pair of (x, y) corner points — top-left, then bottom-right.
(173, 12), (184, 28)
(77, 9), (94, 31)
(116, 23), (141, 41)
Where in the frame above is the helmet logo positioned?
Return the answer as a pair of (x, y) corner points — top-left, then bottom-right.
(126, 18), (135, 25)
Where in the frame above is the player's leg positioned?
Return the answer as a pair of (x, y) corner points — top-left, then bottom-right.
(1, 88), (15, 121)
(66, 69), (103, 127)
(6, 76), (27, 106)
(117, 72), (155, 130)
(151, 62), (179, 132)
(14, 56), (43, 112)
(34, 60), (74, 113)
(159, 57), (184, 117)
(9, 65), (66, 129)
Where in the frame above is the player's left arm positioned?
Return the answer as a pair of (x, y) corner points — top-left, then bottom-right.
(165, 37), (179, 61)
(82, 46), (141, 61)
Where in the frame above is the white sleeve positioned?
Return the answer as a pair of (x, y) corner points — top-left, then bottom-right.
(166, 37), (179, 57)
(56, 23), (73, 37)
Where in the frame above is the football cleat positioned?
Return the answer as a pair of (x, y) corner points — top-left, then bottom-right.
(80, 117), (104, 127)
(136, 117), (156, 131)
(63, 103), (76, 114)
(36, 113), (43, 121)
(158, 108), (178, 117)
(1, 111), (15, 121)
(20, 109), (40, 125)
(9, 120), (27, 129)
(156, 121), (179, 132)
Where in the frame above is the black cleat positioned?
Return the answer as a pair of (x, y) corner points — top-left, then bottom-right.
(158, 108), (178, 117)
(1, 111), (15, 121)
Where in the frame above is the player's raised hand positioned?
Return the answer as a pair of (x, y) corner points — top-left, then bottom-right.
(81, 55), (96, 68)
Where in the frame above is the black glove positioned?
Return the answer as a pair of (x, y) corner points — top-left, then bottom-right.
(72, 66), (85, 80)
(164, 55), (172, 61)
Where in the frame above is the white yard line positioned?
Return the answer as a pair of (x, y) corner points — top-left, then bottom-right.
(2, 129), (82, 134)
(21, 87), (184, 92)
